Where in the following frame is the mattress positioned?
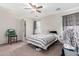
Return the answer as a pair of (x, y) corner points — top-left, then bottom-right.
(27, 34), (58, 50)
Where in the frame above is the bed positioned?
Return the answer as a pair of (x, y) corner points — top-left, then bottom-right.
(27, 31), (58, 50)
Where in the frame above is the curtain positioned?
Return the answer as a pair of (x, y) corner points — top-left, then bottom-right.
(63, 13), (79, 28)
(24, 20), (26, 37)
(63, 14), (76, 30)
(33, 21), (41, 34)
(33, 21), (36, 34)
(62, 13), (79, 48)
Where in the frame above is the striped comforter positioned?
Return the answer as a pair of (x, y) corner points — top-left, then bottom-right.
(27, 34), (57, 47)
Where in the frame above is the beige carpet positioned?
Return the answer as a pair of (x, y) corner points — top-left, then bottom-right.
(0, 41), (63, 56)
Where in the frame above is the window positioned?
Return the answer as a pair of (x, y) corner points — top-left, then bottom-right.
(35, 21), (41, 34)
(63, 13), (79, 30)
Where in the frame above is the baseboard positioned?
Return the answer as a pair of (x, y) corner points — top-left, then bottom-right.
(0, 40), (23, 46)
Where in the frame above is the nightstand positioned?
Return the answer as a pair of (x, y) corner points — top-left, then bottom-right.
(8, 35), (17, 44)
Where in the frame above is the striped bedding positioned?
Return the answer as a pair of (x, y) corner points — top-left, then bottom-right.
(27, 34), (57, 47)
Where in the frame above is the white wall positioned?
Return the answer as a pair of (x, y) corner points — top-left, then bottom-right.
(41, 15), (62, 34)
(25, 15), (63, 36)
(41, 7), (79, 35)
(25, 7), (79, 38)
(0, 7), (24, 44)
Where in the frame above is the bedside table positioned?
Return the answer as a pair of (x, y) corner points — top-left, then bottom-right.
(8, 35), (17, 44)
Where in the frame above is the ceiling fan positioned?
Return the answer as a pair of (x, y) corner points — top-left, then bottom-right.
(24, 3), (43, 13)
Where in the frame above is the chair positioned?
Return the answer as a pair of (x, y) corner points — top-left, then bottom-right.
(62, 28), (78, 55)
(6, 29), (17, 44)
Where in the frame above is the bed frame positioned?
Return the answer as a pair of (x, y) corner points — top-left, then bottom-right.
(27, 31), (58, 51)
(27, 38), (57, 50)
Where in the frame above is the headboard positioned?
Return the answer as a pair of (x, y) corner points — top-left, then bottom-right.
(49, 31), (57, 34)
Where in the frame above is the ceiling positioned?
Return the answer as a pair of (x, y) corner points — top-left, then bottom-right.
(0, 3), (79, 19)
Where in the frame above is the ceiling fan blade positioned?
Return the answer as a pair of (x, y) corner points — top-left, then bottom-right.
(29, 3), (36, 8)
(36, 10), (41, 13)
(37, 6), (43, 9)
(29, 3), (33, 6)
